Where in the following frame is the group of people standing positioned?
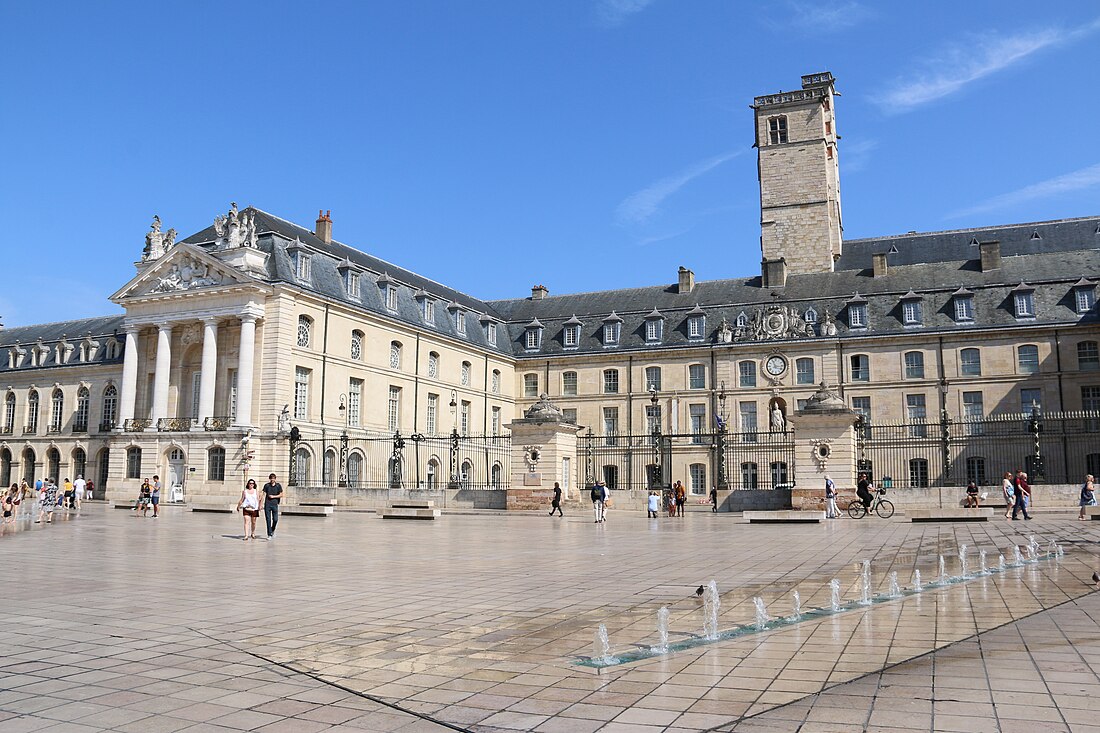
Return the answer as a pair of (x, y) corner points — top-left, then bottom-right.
(1, 476), (93, 525)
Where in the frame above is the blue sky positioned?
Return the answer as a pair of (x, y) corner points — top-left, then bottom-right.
(2, 1), (1098, 326)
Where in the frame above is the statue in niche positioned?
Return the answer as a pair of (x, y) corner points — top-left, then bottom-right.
(278, 404), (291, 433)
(770, 402), (786, 432)
(819, 309), (838, 337)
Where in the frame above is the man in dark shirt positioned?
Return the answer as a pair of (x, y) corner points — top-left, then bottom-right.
(857, 473), (873, 509)
(263, 473), (284, 539)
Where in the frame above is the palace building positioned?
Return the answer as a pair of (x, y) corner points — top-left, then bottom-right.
(1, 71), (1098, 503)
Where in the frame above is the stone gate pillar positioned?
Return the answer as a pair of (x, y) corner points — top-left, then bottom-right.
(790, 382), (858, 510)
(505, 394), (581, 510)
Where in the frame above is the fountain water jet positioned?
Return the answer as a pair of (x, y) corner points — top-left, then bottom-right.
(829, 579), (842, 611)
(1048, 540), (1058, 556)
(791, 591), (802, 620)
(753, 597), (769, 630)
(998, 553), (1006, 571)
(1056, 544), (1065, 557)
(593, 624), (617, 664)
(859, 560), (872, 605)
(653, 607), (670, 654)
(938, 555), (948, 584)
(702, 580), (720, 640)
(912, 569), (923, 592)
(959, 544), (969, 579)
(1013, 546), (1024, 565)
(887, 571), (900, 598)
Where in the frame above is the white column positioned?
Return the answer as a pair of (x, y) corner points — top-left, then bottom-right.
(119, 327), (140, 424)
(150, 323), (173, 424)
(234, 315), (256, 428)
(197, 318), (218, 423)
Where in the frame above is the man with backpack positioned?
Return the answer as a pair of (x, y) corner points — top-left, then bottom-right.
(591, 480), (606, 523)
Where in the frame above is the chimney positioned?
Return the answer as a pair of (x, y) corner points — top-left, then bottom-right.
(979, 241), (1001, 271)
(531, 284), (549, 300)
(315, 209), (333, 244)
(677, 266), (695, 294)
(761, 258), (787, 288)
(872, 252), (889, 277)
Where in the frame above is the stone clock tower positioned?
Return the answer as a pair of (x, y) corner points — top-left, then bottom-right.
(754, 72), (843, 277)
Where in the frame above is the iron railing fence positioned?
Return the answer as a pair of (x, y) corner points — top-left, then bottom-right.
(289, 430), (511, 490)
(857, 410), (1100, 488)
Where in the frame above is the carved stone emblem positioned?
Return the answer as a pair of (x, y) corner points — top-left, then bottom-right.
(148, 255), (225, 294)
(213, 202), (258, 250)
(524, 446), (542, 472)
(733, 304), (816, 342)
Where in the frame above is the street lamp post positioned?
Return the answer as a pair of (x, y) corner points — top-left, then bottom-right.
(938, 379), (952, 483)
(448, 390), (460, 489)
(337, 393), (349, 488)
(716, 381), (728, 490)
(649, 386), (662, 490)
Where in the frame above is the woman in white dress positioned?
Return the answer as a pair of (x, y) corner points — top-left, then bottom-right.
(237, 479), (261, 540)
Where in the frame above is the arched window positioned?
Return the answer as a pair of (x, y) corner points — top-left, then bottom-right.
(736, 312), (749, 328)
(293, 447), (311, 486)
(1017, 344), (1039, 374)
(491, 462), (502, 489)
(427, 458), (439, 489)
(960, 348), (982, 376)
(297, 315), (312, 347)
(804, 308), (818, 324)
(461, 361), (471, 386)
(850, 354), (870, 382)
(22, 447), (36, 484)
(101, 385), (118, 430)
(390, 341), (402, 370)
(45, 448), (60, 480)
(904, 351), (925, 379)
(428, 352), (439, 378)
(350, 330), (363, 360)
(909, 458), (929, 487)
(740, 462), (759, 489)
(460, 460), (473, 490)
(27, 390), (39, 434)
(208, 447), (226, 481)
(3, 392), (14, 433)
(347, 452), (363, 487)
(74, 386), (90, 432)
(323, 449), (337, 485)
(491, 369), (501, 394)
(126, 447), (142, 478)
(49, 388), (64, 433)
(0, 447), (11, 486)
(72, 447), (87, 479)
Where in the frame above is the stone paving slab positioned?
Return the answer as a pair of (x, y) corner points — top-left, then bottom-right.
(2, 505), (1099, 732)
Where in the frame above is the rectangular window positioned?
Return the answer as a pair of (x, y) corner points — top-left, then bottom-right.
(561, 408), (576, 425)
(208, 448), (226, 482)
(386, 285), (398, 311)
(645, 366), (661, 392)
(564, 325), (578, 347)
(1020, 388), (1042, 413)
(1084, 386), (1100, 412)
(427, 393), (438, 435)
(645, 404), (661, 434)
(739, 402), (757, 438)
(852, 396), (871, 438)
(524, 374), (538, 397)
(795, 358), (814, 385)
(491, 406), (502, 434)
(603, 407), (619, 445)
(348, 378), (362, 426)
(688, 316), (704, 339)
(1080, 342), (1100, 371)
(421, 299), (435, 323)
(486, 321), (497, 345)
(904, 351), (925, 379)
(906, 394), (927, 438)
(126, 448), (142, 479)
(1014, 291), (1035, 318)
(603, 323), (619, 345)
(293, 367), (310, 420)
(963, 391), (984, 434)
(1077, 288), (1096, 313)
(603, 370), (619, 394)
(1017, 345), (1039, 374)
(645, 320), (662, 342)
(562, 372), (578, 396)
(460, 400), (470, 434)
(955, 296), (974, 321)
(689, 463), (707, 494)
(346, 272), (360, 299)
(690, 404), (706, 443)
(387, 386), (400, 431)
(688, 364), (706, 390)
(960, 348), (982, 376)
(851, 354), (870, 382)
(849, 304), (867, 328)
(295, 253), (311, 281)
(768, 116), (788, 144)
(453, 309), (466, 335)
(738, 361), (756, 388)
(227, 370), (238, 423)
(903, 300), (922, 325)
(190, 372), (201, 420)
(525, 329), (540, 350)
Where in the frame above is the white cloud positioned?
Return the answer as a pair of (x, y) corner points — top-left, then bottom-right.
(782, 1), (870, 33)
(878, 18), (1100, 112)
(841, 138), (877, 174)
(947, 162), (1100, 220)
(616, 150), (743, 226)
(595, 0), (657, 27)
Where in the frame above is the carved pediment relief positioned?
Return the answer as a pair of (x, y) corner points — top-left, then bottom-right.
(732, 304), (817, 342)
(112, 244), (251, 301)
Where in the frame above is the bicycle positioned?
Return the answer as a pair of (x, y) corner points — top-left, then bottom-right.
(847, 488), (895, 519)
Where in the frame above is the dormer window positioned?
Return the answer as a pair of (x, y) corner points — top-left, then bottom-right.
(376, 273), (398, 311)
(804, 308), (818, 324)
(563, 315), (582, 348)
(952, 287), (975, 321)
(385, 285), (398, 311)
(736, 312), (749, 328)
(337, 258), (361, 300)
(1013, 283), (1035, 318)
(418, 294), (435, 324)
(288, 239), (311, 282)
(603, 312), (623, 346)
(1074, 279), (1096, 313)
(524, 319), (544, 351)
(644, 308), (664, 343)
(768, 115), (788, 144)
(485, 321), (497, 345)
(686, 305), (706, 340)
(847, 294), (868, 329)
(901, 291), (923, 326)
(448, 304), (466, 336)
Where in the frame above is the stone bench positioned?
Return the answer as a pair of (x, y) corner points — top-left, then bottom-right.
(381, 500), (440, 520)
(744, 510), (824, 523)
(190, 503), (237, 513)
(281, 505), (334, 516)
(298, 499), (337, 506)
(909, 508), (994, 522)
(1085, 506), (1100, 519)
(389, 500), (436, 509)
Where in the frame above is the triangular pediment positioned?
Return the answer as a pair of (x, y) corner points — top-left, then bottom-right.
(110, 244), (257, 302)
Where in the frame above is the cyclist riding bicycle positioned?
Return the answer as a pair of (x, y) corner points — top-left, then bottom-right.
(856, 472), (874, 509)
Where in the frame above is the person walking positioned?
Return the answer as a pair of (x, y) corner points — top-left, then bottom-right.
(647, 491), (660, 518)
(85, 478), (95, 501)
(824, 475), (839, 519)
(1011, 469), (1031, 520)
(237, 479), (261, 539)
(73, 475), (86, 507)
(2, 486), (15, 525)
(674, 481), (686, 517)
(62, 478), (74, 510)
(35, 480), (58, 524)
(709, 485), (718, 513)
(599, 481), (610, 522)
(1079, 474), (1096, 520)
(262, 473), (284, 539)
(590, 481), (603, 523)
(15, 479), (30, 521)
(1001, 471), (1014, 520)
(549, 482), (563, 517)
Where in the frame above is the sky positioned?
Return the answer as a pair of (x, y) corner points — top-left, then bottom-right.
(1, 1), (1099, 327)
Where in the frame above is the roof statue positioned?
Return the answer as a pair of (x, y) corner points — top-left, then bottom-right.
(522, 393), (564, 422)
(142, 215), (178, 262)
(213, 202), (258, 250)
(800, 382), (849, 413)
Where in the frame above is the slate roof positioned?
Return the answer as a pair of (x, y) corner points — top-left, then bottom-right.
(0, 315), (126, 373)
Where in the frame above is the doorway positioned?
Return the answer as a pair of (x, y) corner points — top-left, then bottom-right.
(167, 447), (186, 497)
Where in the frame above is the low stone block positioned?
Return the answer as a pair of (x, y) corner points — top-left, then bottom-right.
(909, 508), (994, 522)
(381, 507), (441, 520)
(190, 503), (237, 513)
(281, 505), (334, 516)
(744, 510), (824, 523)
(389, 499), (435, 509)
(1086, 506), (1100, 520)
(298, 498), (338, 506)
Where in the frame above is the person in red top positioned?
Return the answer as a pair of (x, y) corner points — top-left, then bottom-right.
(1011, 469), (1032, 520)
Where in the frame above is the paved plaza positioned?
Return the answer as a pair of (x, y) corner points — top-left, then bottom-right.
(3, 504), (1100, 733)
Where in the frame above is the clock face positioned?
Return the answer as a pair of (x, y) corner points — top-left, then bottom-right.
(765, 355), (787, 376)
